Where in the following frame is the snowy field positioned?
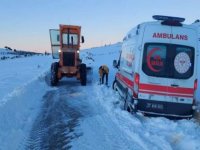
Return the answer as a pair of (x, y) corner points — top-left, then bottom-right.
(0, 44), (200, 150)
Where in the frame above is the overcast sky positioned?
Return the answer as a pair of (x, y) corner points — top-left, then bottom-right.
(0, 0), (199, 52)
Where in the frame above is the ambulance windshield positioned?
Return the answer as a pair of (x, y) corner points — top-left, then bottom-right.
(142, 43), (194, 79)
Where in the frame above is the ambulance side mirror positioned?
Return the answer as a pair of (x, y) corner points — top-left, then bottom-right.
(113, 60), (118, 68)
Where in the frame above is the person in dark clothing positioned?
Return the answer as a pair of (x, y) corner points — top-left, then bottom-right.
(99, 65), (109, 85)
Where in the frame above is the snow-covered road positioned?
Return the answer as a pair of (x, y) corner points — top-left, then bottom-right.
(27, 80), (83, 149)
(12, 66), (195, 150)
(25, 77), (144, 149)
(25, 76), (200, 150)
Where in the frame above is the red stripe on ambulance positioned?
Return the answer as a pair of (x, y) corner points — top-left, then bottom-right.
(139, 83), (194, 95)
(116, 73), (194, 98)
(116, 73), (133, 90)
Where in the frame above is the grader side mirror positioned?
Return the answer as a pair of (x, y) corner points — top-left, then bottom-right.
(81, 36), (85, 43)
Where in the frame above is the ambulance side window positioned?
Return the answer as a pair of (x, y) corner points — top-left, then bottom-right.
(142, 43), (194, 79)
(120, 47), (126, 71)
(120, 45), (134, 74)
(173, 46), (194, 79)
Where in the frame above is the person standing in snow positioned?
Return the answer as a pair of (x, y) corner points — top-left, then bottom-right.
(99, 65), (109, 85)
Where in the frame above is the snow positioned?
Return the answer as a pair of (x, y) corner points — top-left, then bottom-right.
(0, 48), (15, 57)
(80, 43), (121, 85)
(0, 43), (200, 150)
(0, 48), (41, 60)
(0, 54), (53, 149)
(0, 55), (52, 104)
(0, 78), (51, 149)
(71, 84), (200, 150)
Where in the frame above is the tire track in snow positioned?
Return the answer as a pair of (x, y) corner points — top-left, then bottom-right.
(26, 81), (85, 150)
(25, 79), (200, 150)
(71, 85), (144, 150)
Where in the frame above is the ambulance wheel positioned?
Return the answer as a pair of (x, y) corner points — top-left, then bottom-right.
(112, 80), (117, 91)
(50, 62), (59, 86)
(124, 100), (131, 112)
(124, 91), (133, 113)
(80, 63), (87, 86)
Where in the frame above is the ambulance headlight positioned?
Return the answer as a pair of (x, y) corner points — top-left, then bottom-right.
(77, 50), (80, 53)
(58, 49), (61, 53)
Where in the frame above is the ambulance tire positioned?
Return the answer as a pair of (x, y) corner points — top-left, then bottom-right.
(112, 80), (117, 91)
(124, 91), (135, 113)
(50, 62), (59, 86)
(124, 100), (131, 112)
(80, 63), (87, 86)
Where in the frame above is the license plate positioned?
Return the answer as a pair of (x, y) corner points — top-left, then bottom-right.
(146, 103), (164, 110)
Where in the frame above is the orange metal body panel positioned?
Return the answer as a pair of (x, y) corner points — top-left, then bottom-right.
(57, 25), (82, 79)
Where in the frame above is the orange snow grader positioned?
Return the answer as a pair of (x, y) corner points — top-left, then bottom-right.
(49, 25), (86, 86)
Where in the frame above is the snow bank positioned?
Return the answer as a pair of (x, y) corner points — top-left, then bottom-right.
(95, 85), (200, 150)
(0, 55), (52, 104)
(80, 43), (121, 85)
(70, 83), (200, 150)
(0, 75), (51, 149)
(0, 55), (53, 149)
(0, 48), (42, 60)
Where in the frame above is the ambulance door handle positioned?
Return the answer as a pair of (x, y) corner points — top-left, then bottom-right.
(171, 84), (179, 87)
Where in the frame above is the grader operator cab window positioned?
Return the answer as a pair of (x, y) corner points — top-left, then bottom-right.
(49, 29), (60, 59)
(57, 35), (60, 42)
(62, 33), (78, 46)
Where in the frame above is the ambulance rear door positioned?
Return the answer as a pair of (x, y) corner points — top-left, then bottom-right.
(138, 23), (171, 113)
(167, 26), (196, 106)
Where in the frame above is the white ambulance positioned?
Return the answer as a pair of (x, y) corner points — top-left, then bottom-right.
(113, 15), (198, 118)
(192, 20), (200, 102)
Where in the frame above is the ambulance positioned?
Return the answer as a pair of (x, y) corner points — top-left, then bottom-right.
(192, 20), (200, 102)
(113, 15), (198, 118)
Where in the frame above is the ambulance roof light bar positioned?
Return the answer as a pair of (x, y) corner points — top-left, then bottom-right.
(153, 15), (185, 22)
(153, 15), (185, 26)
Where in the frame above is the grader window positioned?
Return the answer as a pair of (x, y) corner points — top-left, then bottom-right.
(62, 33), (78, 45)
(49, 29), (60, 59)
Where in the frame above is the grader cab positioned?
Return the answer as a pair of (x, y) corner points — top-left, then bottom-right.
(49, 25), (87, 86)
